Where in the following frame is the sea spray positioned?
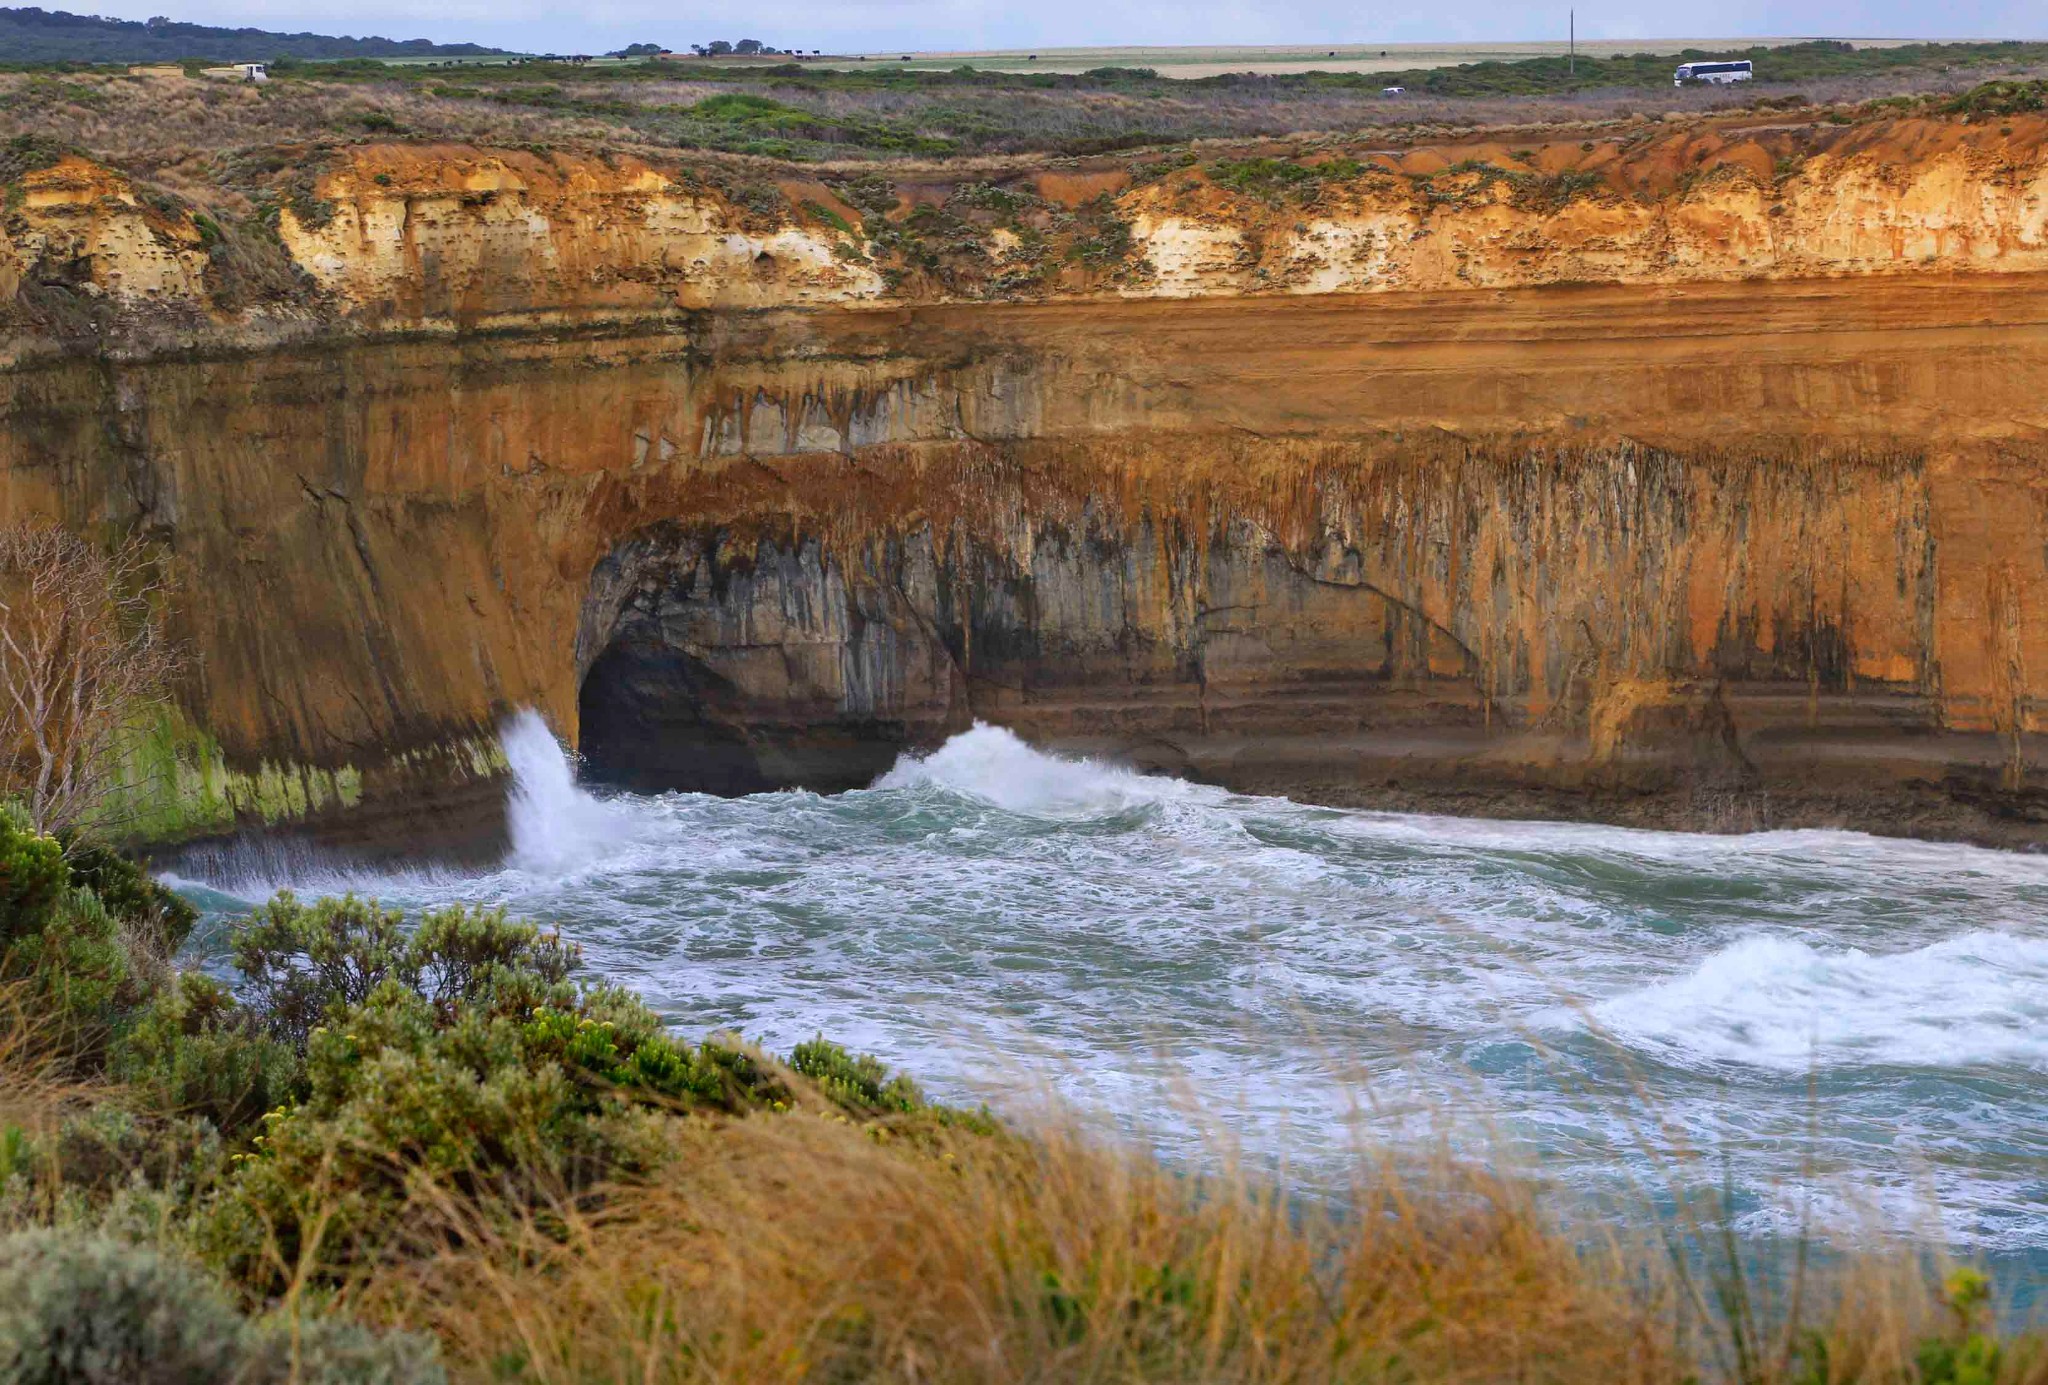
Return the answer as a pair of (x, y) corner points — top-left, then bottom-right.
(178, 721), (2048, 1273)
(500, 708), (629, 874)
(875, 722), (1194, 817)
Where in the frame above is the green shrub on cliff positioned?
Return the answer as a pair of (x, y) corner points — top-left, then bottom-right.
(197, 892), (818, 1284)
(0, 133), (77, 192)
(229, 892), (580, 1049)
(59, 838), (196, 959)
(110, 972), (299, 1138)
(1, 812), (202, 1069)
(1207, 156), (1364, 204)
(792, 1034), (927, 1115)
(1, 877), (146, 1067)
(0, 1228), (443, 1384)
(0, 832), (970, 1322)
(1943, 79), (2048, 118)
(0, 807), (68, 947)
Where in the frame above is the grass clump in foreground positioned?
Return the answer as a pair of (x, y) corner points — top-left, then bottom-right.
(1, 804), (2044, 1382)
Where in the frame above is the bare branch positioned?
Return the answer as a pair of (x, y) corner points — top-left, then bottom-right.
(0, 522), (183, 836)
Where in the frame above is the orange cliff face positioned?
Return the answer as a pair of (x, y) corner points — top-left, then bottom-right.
(3, 114), (2047, 854)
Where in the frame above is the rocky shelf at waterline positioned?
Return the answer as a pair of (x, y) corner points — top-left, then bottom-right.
(5, 111), (2048, 850)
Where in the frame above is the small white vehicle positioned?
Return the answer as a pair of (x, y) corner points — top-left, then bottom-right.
(200, 62), (268, 83)
(1381, 84), (1405, 95)
(1673, 60), (1752, 86)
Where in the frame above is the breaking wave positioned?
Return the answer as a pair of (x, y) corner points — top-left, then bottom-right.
(175, 710), (2048, 1269)
(499, 708), (631, 875)
(874, 722), (1193, 817)
(1589, 931), (2048, 1072)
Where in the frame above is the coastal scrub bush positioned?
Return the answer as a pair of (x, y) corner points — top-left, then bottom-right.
(201, 892), (809, 1285)
(1943, 79), (2048, 118)
(236, 1312), (445, 1384)
(0, 1227), (247, 1383)
(1, 880), (145, 1065)
(8, 867), (964, 1296)
(45, 1103), (222, 1200)
(1207, 155), (1364, 203)
(109, 971), (298, 1137)
(0, 808), (67, 947)
(791, 1034), (927, 1115)
(0, 132), (76, 187)
(0, 817), (214, 1072)
(58, 838), (196, 960)
(0, 1227), (443, 1384)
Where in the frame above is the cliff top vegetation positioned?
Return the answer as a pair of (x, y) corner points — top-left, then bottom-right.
(4, 38), (2048, 171)
(7, 63), (2048, 347)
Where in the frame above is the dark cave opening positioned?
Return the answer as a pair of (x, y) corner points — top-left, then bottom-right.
(576, 633), (915, 797)
(577, 636), (766, 795)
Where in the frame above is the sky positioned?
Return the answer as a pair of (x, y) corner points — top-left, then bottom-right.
(76, 0), (2045, 56)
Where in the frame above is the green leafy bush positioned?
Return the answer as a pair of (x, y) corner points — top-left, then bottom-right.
(110, 972), (299, 1137)
(47, 1105), (223, 1199)
(5, 857), (984, 1303)
(2, 886), (146, 1061)
(59, 837), (197, 958)
(1943, 79), (2048, 118)
(230, 893), (579, 1048)
(792, 1035), (926, 1114)
(0, 809), (68, 947)
(203, 893), (795, 1283)
(2, 818), (197, 1063)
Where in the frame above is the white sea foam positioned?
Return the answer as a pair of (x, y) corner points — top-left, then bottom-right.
(1588, 930), (2048, 1072)
(873, 722), (1194, 818)
(176, 718), (2048, 1261)
(500, 708), (632, 874)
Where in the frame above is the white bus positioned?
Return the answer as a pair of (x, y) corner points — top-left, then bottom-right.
(1674, 60), (1752, 86)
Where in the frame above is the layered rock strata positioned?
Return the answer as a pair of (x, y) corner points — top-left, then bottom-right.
(4, 113), (2047, 850)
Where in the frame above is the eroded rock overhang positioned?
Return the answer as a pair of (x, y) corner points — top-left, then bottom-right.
(6, 117), (2048, 849)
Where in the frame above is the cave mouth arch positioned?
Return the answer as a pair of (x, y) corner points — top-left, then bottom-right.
(576, 630), (921, 797)
(573, 528), (967, 797)
(576, 633), (777, 796)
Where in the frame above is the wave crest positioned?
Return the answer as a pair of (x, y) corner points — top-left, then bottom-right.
(1589, 931), (2048, 1072)
(873, 722), (1186, 818)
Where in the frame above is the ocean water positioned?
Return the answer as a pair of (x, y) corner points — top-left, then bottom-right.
(177, 710), (2048, 1285)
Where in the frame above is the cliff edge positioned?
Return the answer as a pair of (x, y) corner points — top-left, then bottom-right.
(4, 110), (2046, 853)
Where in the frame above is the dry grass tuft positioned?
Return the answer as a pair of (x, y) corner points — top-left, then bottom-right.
(354, 1103), (2044, 1385)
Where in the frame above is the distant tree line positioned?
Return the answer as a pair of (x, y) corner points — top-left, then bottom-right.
(689, 39), (819, 57)
(0, 6), (508, 62)
(598, 39), (830, 59)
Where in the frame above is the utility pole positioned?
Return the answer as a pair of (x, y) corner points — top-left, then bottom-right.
(1569, 9), (1575, 77)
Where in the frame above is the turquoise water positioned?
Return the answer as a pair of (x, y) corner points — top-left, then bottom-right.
(177, 712), (2048, 1292)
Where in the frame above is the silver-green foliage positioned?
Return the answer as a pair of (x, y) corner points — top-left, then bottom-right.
(0, 1228), (442, 1385)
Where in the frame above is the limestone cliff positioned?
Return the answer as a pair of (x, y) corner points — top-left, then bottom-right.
(4, 111), (2047, 853)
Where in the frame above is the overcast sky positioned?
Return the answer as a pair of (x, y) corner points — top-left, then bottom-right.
(87, 0), (2043, 56)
